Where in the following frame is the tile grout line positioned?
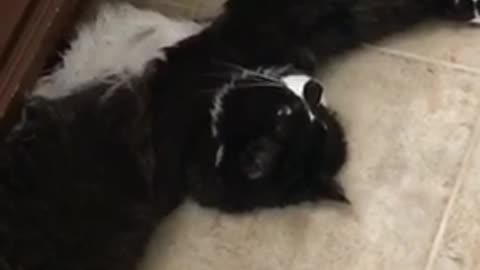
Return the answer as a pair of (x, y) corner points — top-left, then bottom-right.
(423, 108), (480, 270)
(363, 44), (480, 76)
(364, 42), (480, 270)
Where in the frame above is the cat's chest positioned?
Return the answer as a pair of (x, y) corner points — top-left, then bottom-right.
(34, 5), (205, 99)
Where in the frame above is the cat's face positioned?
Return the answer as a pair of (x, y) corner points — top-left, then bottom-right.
(189, 68), (348, 212)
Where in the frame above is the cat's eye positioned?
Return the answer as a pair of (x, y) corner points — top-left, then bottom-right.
(303, 80), (324, 108)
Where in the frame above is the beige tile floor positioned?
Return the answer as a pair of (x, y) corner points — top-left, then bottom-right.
(115, 2), (480, 269)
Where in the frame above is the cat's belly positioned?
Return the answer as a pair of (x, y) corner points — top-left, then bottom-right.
(33, 3), (204, 99)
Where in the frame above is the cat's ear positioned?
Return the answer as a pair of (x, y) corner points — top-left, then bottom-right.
(285, 173), (349, 205)
(320, 177), (350, 204)
(303, 79), (324, 108)
(240, 137), (280, 180)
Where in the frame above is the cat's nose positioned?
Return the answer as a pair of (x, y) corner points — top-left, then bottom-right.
(303, 79), (327, 108)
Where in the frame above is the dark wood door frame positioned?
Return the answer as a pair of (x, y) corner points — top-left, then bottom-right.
(0, 0), (82, 124)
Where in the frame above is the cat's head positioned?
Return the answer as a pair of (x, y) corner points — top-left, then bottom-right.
(188, 66), (348, 212)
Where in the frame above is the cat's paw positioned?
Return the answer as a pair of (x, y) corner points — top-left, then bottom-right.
(443, 0), (480, 24)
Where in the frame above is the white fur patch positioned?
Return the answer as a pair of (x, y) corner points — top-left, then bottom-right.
(33, 3), (205, 99)
(210, 84), (231, 138)
(99, 78), (133, 103)
(215, 145), (225, 167)
(282, 75), (311, 98)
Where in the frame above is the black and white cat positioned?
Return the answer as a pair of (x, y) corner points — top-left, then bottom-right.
(33, 2), (351, 214)
(1, 0), (478, 269)
(0, 2), (348, 269)
(0, 55), (345, 270)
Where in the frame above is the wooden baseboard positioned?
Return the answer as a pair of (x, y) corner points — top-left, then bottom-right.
(0, 0), (82, 123)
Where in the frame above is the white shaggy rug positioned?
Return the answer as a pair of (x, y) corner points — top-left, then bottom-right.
(34, 2), (480, 270)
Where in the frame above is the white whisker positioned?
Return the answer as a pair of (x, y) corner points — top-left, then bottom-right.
(212, 60), (285, 84)
(233, 82), (284, 89)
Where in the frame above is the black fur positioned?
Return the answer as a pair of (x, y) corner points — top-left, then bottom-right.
(0, 80), (177, 270)
(212, 0), (479, 70)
